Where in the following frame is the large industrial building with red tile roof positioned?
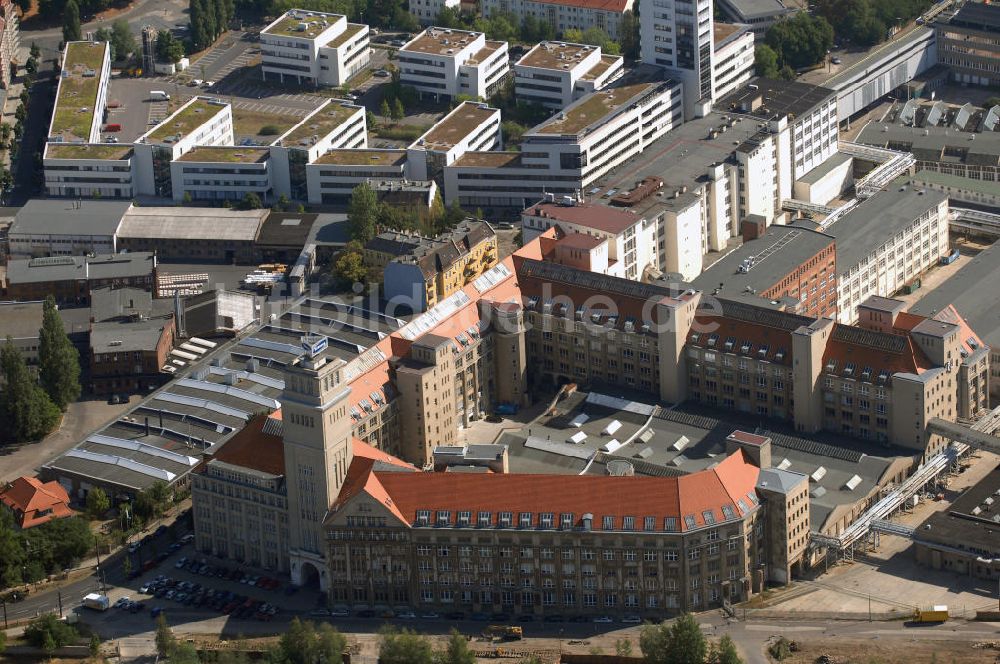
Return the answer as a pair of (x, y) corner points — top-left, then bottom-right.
(176, 229), (986, 612)
(0, 476), (75, 529)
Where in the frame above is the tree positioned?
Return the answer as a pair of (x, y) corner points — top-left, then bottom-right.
(391, 98), (405, 122)
(715, 635), (743, 664)
(171, 642), (201, 664)
(334, 246), (367, 285)
(615, 639), (633, 657)
(668, 614), (706, 664)
(347, 182), (378, 243)
(86, 487), (110, 520)
(755, 44), (780, 78)
(640, 614), (706, 664)
(38, 295), (81, 411)
(0, 339), (61, 443)
(13, 0), (29, 12)
(155, 614), (175, 657)
(63, 0), (82, 43)
(89, 633), (102, 659)
(25, 614), (78, 649)
(189, 0), (209, 49)
(619, 10), (640, 59)
(156, 29), (185, 64)
(765, 13), (833, 70)
(378, 626), (434, 664)
(30, 42), (41, 60)
(271, 619), (345, 664)
(380, 98), (391, 119)
(239, 192), (264, 209)
(438, 629), (475, 664)
(25, 57), (37, 76)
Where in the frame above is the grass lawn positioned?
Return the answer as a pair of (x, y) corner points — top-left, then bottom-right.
(232, 109), (298, 140)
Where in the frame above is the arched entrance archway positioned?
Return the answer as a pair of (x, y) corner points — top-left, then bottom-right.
(300, 561), (321, 589)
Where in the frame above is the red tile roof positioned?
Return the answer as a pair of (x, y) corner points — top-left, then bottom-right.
(523, 202), (641, 236)
(0, 477), (74, 528)
(330, 450), (760, 531)
(556, 232), (605, 251)
(211, 413), (286, 476)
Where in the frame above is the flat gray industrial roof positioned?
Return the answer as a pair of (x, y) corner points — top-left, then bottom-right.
(719, 77), (836, 122)
(0, 301), (44, 340)
(43, 291), (403, 493)
(493, 389), (905, 531)
(798, 151), (853, 185)
(827, 179), (947, 273)
(857, 122), (1000, 166)
(9, 199), (130, 237)
(91, 318), (172, 354)
(911, 169), (1000, 197)
(915, 466), (1000, 557)
(908, 241), (1000, 347)
(589, 111), (767, 215)
(6, 253), (156, 285)
(718, 0), (792, 19)
(692, 225), (834, 299)
(118, 208), (267, 242)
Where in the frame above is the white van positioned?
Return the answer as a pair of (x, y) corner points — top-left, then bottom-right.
(150, 90), (170, 101)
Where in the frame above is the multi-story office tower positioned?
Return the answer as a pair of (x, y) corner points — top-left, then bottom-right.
(712, 23), (754, 100)
(481, 0), (635, 41)
(260, 10), (371, 87)
(398, 28), (510, 101)
(640, 0), (715, 119)
(936, 1), (1000, 88)
(513, 42), (624, 109)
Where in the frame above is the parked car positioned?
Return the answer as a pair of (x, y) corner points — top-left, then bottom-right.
(592, 616), (614, 623)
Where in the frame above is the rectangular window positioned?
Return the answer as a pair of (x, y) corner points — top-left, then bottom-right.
(478, 511), (491, 527)
(519, 512), (532, 528)
(603, 515), (615, 530)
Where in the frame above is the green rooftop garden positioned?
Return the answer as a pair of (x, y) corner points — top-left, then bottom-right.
(264, 12), (342, 38)
(315, 149), (406, 165)
(50, 43), (109, 142)
(46, 143), (133, 160)
(535, 82), (654, 135)
(281, 102), (360, 147)
(146, 99), (227, 143)
(326, 23), (365, 48)
(176, 146), (270, 163)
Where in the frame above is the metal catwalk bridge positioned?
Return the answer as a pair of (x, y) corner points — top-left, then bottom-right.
(809, 406), (1000, 555)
